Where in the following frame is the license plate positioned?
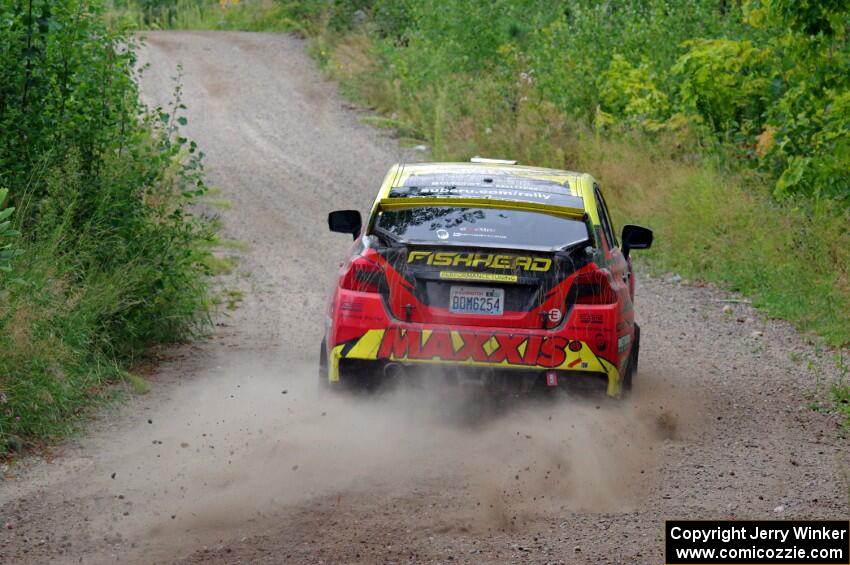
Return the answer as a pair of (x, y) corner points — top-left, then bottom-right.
(449, 286), (505, 316)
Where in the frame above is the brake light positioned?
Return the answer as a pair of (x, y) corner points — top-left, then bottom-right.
(573, 269), (618, 305)
(340, 256), (384, 293)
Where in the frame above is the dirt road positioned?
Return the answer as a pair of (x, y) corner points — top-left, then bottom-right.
(1, 31), (846, 564)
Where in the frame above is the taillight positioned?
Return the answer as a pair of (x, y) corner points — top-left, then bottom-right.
(340, 256), (384, 293)
(573, 269), (618, 305)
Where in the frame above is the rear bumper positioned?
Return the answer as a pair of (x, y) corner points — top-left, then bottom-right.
(326, 289), (623, 396)
(338, 358), (612, 395)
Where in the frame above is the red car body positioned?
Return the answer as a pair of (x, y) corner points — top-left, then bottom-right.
(321, 161), (652, 397)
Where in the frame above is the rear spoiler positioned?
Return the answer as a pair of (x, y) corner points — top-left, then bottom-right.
(376, 196), (587, 221)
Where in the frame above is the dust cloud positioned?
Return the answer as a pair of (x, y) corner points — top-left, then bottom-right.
(89, 349), (697, 561)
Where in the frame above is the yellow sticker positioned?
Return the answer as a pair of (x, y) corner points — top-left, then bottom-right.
(439, 271), (518, 283)
(410, 251), (551, 272)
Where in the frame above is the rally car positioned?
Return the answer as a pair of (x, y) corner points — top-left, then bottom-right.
(320, 159), (653, 397)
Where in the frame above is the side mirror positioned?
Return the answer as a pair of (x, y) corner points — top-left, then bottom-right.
(621, 224), (653, 258)
(328, 210), (362, 240)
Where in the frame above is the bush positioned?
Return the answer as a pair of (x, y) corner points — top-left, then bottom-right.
(672, 39), (772, 133)
(0, 189), (20, 272)
(0, 0), (213, 450)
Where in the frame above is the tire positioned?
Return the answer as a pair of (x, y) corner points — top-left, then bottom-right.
(622, 323), (640, 394)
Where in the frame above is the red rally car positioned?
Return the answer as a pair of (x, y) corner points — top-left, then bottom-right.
(320, 159), (653, 397)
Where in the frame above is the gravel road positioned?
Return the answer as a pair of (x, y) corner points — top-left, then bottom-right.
(1, 31), (847, 564)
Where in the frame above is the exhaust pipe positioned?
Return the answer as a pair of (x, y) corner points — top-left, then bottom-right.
(383, 362), (406, 380)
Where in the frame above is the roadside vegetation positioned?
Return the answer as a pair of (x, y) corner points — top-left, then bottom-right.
(106, 0), (303, 30)
(0, 0), (215, 453)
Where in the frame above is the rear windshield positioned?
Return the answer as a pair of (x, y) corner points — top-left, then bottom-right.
(375, 207), (590, 251)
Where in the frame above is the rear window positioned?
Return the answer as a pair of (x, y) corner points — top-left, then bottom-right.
(375, 206), (590, 251)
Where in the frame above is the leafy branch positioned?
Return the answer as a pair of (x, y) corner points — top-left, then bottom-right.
(0, 189), (21, 272)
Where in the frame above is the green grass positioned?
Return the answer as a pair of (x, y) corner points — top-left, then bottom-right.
(203, 198), (233, 209)
(830, 354), (850, 429)
(122, 370), (152, 395)
(108, 0), (311, 33)
(200, 236), (252, 252)
(213, 287), (245, 310)
(833, 382), (850, 428)
(0, 211), (212, 452)
(201, 254), (236, 275)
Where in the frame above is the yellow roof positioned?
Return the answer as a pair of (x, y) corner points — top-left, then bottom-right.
(386, 162), (585, 197)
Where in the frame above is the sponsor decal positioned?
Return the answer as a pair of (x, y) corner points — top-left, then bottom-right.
(407, 251), (552, 272)
(436, 229), (449, 240)
(391, 174), (583, 209)
(395, 185), (555, 200)
(439, 271), (518, 283)
(377, 328), (584, 368)
(331, 328), (622, 395)
(547, 308), (562, 323)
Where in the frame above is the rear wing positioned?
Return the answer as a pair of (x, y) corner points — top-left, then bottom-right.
(375, 196), (587, 221)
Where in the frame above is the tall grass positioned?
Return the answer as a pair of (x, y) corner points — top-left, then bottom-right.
(0, 0), (215, 453)
(107, 0), (311, 32)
